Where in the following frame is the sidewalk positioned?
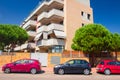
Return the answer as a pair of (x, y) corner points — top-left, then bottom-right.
(41, 67), (53, 73)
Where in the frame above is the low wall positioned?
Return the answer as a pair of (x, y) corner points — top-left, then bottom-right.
(0, 52), (120, 67)
(117, 52), (120, 61)
(48, 53), (62, 67)
(48, 53), (89, 67)
(0, 52), (30, 67)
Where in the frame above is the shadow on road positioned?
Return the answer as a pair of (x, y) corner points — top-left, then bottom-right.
(2, 70), (45, 75)
(55, 73), (92, 75)
(97, 72), (120, 75)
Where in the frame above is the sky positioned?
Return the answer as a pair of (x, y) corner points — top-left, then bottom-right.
(0, 0), (120, 33)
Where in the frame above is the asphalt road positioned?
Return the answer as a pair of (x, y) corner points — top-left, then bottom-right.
(0, 70), (120, 80)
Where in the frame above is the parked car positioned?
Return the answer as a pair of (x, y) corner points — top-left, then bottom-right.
(2, 59), (41, 74)
(54, 59), (91, 75)
(96, 60), (120, 75)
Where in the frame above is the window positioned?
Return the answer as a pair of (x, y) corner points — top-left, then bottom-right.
(60, 8), (63, 11)
(81, 11), (84, 16)
(50, 45), (64, 53)
(87, 14), (90, 20)
(82, 23), (84, 26)
(60, 21), (63, 25)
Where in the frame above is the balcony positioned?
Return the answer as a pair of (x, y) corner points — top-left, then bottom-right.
(22, 20), (36, 30)
(37, 23), (64, 33)
(25, 0), (64, 21)
(37, 25), (48, 33)
(37, 9), (64, 22)
(14, 43), (36, 51)
(27, 31), (36, 37)
(47, 23), (64, 31)
(37, 39), (65, 46)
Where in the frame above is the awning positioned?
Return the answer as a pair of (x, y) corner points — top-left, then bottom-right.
(34, 32), (42, 41)
(14, 46), (21, 51)
(54, 30), (66, 39)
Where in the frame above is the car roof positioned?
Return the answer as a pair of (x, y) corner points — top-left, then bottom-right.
(16, 59), (38, 61)
(69, 59), (87, 61)
(101, 59), (117, 62)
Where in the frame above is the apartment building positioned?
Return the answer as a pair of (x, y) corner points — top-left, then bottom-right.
(15, 0), (93, 53)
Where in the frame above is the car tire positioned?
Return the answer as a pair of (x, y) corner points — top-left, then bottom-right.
(83, 69), (90, 75)
(58, 69), (64, 75)
(30, 68), (37, 74)
(4, 68), (11, 73)
(104, 69), (111, 75)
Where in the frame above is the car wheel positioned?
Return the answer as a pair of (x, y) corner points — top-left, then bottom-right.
(104, 69), (111, 75)
(4, 68), (11, 73)
(58, 69), (64, 75)
(83, 69), (90, 75)
(30, 68), (37, 74)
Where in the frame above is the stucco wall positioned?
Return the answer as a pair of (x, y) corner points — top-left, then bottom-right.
(64, 0), (93, 50)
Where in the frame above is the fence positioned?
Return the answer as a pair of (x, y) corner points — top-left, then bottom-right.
(62, 51), (89, 58)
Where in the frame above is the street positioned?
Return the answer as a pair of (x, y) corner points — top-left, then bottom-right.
(0, 67), (120, 80)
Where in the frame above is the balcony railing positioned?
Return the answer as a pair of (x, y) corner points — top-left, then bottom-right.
(37, 25), (48, 33)
(47, 23), (64, 31)
(25, 0), (64, 22)
(37, 23), (64, 33)
(22, 20), (36, 29)
(27, 31), (36, 37)
(37, 38), (65, 46)
(37, 9), (64, 21)
(14, 43), (36, 51)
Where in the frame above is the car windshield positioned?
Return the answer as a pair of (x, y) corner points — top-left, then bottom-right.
(65, 60), (74, 65)
(99, 61), (104, 65)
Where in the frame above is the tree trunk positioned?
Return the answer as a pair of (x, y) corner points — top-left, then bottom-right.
(89, 53), (95, 67)
(115, 51), (117, 60)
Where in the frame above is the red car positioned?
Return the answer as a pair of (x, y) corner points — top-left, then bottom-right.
(96, 60), (120, 75)
(2, 59), (41, 74)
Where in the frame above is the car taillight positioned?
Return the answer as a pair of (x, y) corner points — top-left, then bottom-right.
(88, 64), (91, 67)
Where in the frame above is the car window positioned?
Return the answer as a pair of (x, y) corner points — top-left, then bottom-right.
(116, 61), (120, 65)
(67, 60), (75, 65)
(99, 61), (104, 65)
(107, 61), (116, 65)
(15, 60), (21, 64)
(15, 60), (29, 64)
(75, 60), (81, 64)
(75, 60), (88, 64)
(29, 60), (34, 63)
(81, 60), (88, 64)
(15, 60), (24, 64)
(24, 60), (29, 64)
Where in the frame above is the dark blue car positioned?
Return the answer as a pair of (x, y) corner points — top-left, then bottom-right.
(54, 59), (91, 75)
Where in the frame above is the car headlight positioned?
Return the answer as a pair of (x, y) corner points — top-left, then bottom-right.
(54, 65), (61, 68)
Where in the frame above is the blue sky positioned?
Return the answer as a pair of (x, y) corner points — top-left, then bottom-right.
(0, 0), (120, 33)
